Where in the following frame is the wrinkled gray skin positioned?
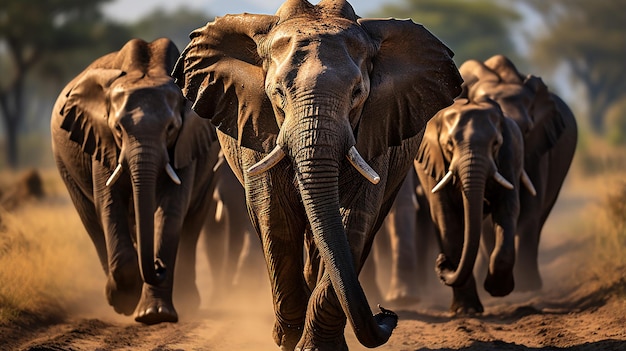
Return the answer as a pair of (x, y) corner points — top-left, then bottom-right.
(460, 55), (578, 291)
(51, 38), (220, 325)
(201, 151), (265, 301)
(361, 169), (439, 307)
(174, 0), (461, 349)
(415, 98), (524, 315)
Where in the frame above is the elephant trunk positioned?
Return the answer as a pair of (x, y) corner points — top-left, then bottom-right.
(128, 148), (164, 287)
(438, 153), (487, 287)
(291, 114), (396, 348)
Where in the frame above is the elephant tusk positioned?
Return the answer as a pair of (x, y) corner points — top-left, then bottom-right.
(346, 146), (380, 185)
(247, 144), (286, 176)
(165, 164), (182, 185)
(493, 171), (514, 190)
(521, 170), (537, 196)
(431, 170), (453, 193)
(106, 163), (123, 187)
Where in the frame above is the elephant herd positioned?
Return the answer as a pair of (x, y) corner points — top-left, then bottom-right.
(50, 0), (576, 350)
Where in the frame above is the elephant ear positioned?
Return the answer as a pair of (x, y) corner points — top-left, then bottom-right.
(495, 108), (524, 177)
(173, 102), (218, 169)
(173, 14), (280, 154)
(415, 107), (447, 181)
(356, 18), (462, 161)
(59, 68), (125, 169)
(523, 75), (567, 158)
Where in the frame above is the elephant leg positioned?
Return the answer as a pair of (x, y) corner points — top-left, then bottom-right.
(173, 196), (211, 316)
(86, 165), (143, 316)
(515, 216), (542, 291)
(261, 211), (308, 351)
(434, 204), (483, 315)
(56, 160), (109, 273)
(59, 160), (142, 314)
(515, 188), (544, 292)
(244, 165), (309, 350)
(224, 201), (248, 291)
(414, 182), (439, 297)
(203, 187), (230, 302)
(385, 173), (420, 306)
(483, 209), (517, 297)
(234, 229), (266, 290)
(297, 273), (349, 351)
(135, 169), (202, 325)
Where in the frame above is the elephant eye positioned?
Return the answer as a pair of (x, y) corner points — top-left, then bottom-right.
(274, 86), (286, 107)
(445, 139), (454, 153)
(352, 87), (363, 100)
(114, 123), (123, 136)
(166, 122), (177, 137)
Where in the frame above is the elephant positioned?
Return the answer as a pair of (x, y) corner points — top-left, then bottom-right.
(361, 169), (439, 307)
(415, 97), (527, 315)
(173, 0), (462, 349)
(200, 150), (266, 302)
(460, 55), (578, 291)
(51, 38), (220, 325)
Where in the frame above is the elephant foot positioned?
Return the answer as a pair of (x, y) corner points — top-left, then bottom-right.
(295, 331), (348, 351)
(134, 284), (178, 325)
(484, 270), (514, 297)
(273, 320), (304, 351)
(105, 266), (142, 315)
(450, 297), (484, 316)
(450, 285), (483, 316)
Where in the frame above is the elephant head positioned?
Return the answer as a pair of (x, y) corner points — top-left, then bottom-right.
(59, 38), (214, 290)
(174, 0), (461, 347)
(416, 97), (522, 290)
(461, 55), (568, 162)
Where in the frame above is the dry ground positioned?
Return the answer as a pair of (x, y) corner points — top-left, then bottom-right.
(0, 167), (625, 351)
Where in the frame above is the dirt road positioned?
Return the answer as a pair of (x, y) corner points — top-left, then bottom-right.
(6, 268), (626, 351)
(3, 174), (626, 351)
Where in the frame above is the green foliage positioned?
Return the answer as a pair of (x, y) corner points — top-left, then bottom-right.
(0, 0), (133, 168)
(372, 0), (522, 65)
(524, 0), (626, 133)
(130, 7), (211, 52)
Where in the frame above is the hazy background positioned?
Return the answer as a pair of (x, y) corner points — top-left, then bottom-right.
(1, 0), (624, 171)
(102, 0), (388, 21)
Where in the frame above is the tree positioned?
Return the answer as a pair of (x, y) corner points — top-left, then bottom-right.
(372, 0), (522, 66)
(523, 0), (626, 133)
(130, 6), (211, 52)
(0, 0), (131, 169)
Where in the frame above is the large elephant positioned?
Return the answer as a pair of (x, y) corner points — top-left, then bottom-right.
(173, 0), (462, 349)
(51, 38), (220, 325)
(415, 97), (527, 315)
(460, 55), (578, 291)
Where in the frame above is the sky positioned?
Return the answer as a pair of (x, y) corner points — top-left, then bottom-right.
(102, 0), (397, 22)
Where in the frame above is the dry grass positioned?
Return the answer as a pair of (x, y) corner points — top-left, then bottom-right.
(553, 139), (626, 288)
(0, 170), (104, 326)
